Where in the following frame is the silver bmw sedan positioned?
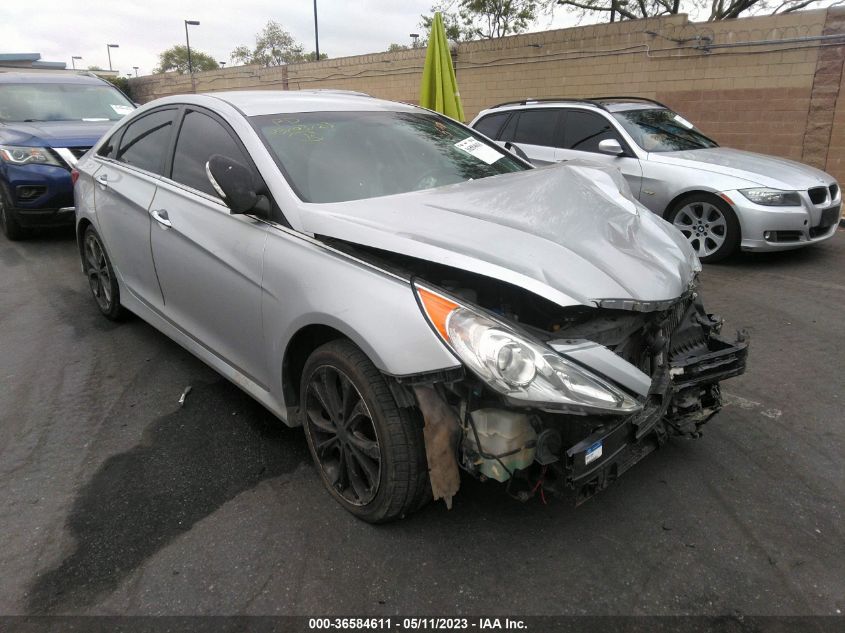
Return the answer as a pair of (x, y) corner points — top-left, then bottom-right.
(73, 90), (747, 522)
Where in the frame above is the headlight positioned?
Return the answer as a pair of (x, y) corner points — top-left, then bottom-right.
(415, 283), (641, 414)
(739, 188), (802, 206)
(0, 145), (62, 166)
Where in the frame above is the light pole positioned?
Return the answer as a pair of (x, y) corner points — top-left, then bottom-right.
(410, 33), (419, 48)
(184, 20), (200, 74)
(71, 56), (82, 70)
(106, 44), (119, 71)
(313, 0), (320, 59)
(132, 66), (139, 77)
(219, 61), (226, 68)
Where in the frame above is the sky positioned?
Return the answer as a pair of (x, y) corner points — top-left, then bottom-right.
(2, 1), (836, 77)
(0, 0), (582, 77)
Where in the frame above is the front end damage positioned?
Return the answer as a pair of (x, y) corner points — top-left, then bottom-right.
(380, 258), (749, 508)
(305, 161), (749, 508)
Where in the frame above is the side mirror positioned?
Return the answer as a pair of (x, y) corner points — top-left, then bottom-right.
(503, 141), (529, 162)
(598, 139), (625, 156)
(206, 155), (264, 214)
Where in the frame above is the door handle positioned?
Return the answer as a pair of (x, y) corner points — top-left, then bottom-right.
(151, 208), (172, 228)
(95, 174), (110, 188)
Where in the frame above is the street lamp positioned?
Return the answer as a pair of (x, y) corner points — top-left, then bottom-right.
(133, 66), (139, 77)
(410, 33), (420, 48)
(313, 0), (320, 59)
(106, 44), (119, 71)
(71, 56), (82, 70)
(184, 20), (200, 74)
(219, 61), (226, 68)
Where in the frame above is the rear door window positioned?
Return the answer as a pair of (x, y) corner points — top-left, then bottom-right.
(563, 110), (620, 153)
(473, 112), (510, 139)
(510, 110), (560, 147)
(115, 109), (177, 174)
(170, 110), (251, 198)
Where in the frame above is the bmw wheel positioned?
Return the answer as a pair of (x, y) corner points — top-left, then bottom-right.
(667, 194), (740, 263)
(83, 226), (125, 320)
(300, 339), (429, 523)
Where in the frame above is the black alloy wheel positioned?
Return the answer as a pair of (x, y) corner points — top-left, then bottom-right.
(300, 339), (430, 522)
(83, 226), (124, 320)
(304, 364), (382, 506)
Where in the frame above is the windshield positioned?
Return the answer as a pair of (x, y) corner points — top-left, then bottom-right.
(612, 108), (718, 152)
(251, 111), (528, 203)
(0, 83), (134, 123)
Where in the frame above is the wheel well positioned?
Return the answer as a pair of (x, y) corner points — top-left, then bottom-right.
(282, 324), (347, 413)
(662, 190), (722, 220)
(76, 218), (93, 264)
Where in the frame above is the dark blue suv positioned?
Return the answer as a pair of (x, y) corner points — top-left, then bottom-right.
(0, 72), (135, 240)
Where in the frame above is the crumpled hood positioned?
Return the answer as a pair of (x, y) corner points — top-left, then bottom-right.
(649, 147), (835, 189)
(298, 164), (698, 308)
(0, 121), (114, 148)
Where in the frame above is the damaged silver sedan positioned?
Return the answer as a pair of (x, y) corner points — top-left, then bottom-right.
(74, 90), (748, 522)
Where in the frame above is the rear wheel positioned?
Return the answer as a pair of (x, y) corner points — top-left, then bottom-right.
(667, 194), (740, 263)
(0, 187), (26, 241)
(300, 339), (429, 523)
(83, 226), (125, 320)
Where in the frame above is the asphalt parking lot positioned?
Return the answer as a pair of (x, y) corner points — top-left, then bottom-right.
(0, 227), (843, 618)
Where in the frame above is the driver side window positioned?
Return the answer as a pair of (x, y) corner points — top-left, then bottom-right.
(170, 110), (250, 199)
(562, 111), (621, 154)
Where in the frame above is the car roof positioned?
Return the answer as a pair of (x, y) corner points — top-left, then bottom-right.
(206, 89), (420, 117)
(0, 71), (109, 85)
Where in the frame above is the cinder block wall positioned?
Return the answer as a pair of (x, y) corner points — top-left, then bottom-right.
(130, 8), (845, 182)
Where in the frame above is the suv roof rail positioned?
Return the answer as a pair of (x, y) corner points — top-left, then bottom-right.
(588, 96), (669, 108)
(491, 97), (606, 109)
(489, 95), (670, 111)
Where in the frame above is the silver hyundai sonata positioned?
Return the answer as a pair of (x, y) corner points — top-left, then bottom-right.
(74, 90), (748, 522)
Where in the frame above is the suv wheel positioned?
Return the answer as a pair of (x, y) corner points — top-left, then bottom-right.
(667, 194), (740, 263)
(0, 187), (26, 241)
(300, 339), (429, 523)
(83, 226), (125, 320)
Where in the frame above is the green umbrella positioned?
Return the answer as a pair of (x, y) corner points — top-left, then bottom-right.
(419, 12), (465, 122)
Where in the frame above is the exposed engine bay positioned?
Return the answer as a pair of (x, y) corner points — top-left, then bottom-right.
(326, 238), (749, 507)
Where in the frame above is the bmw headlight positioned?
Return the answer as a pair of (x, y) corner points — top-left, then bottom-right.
(0, 145), (62, 166)
(739, 188), (801, 207)
(415, 283), (641, 414)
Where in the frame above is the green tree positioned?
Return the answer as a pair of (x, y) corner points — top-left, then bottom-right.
(231, 20), (306, 66)
(87, 65), (104, 71)
(387, 43), (410, 51)
(104, 75), (132, 99)
(303, 51), (329, 61)
(551, 0), (826, 22)
(421, 0), (540, 41)
(153, 45), (219, 74)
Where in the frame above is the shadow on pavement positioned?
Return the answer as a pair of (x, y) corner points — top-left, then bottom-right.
(27, 380), (307, 614)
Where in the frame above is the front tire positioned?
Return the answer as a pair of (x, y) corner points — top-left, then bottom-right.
(83, 226), (125, 320)
(667, 194), (740, 263)
(0, 186), (26, 241)
(300, 339), (429, 523)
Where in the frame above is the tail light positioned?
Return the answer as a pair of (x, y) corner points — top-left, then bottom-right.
(71, 168), (79, 186)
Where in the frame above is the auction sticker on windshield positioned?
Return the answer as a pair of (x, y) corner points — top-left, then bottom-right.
(110, 104), (134, 116)
(455, 137), (503, 164)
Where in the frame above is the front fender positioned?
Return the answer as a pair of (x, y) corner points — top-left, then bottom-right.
(262, 229), (460, 401)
